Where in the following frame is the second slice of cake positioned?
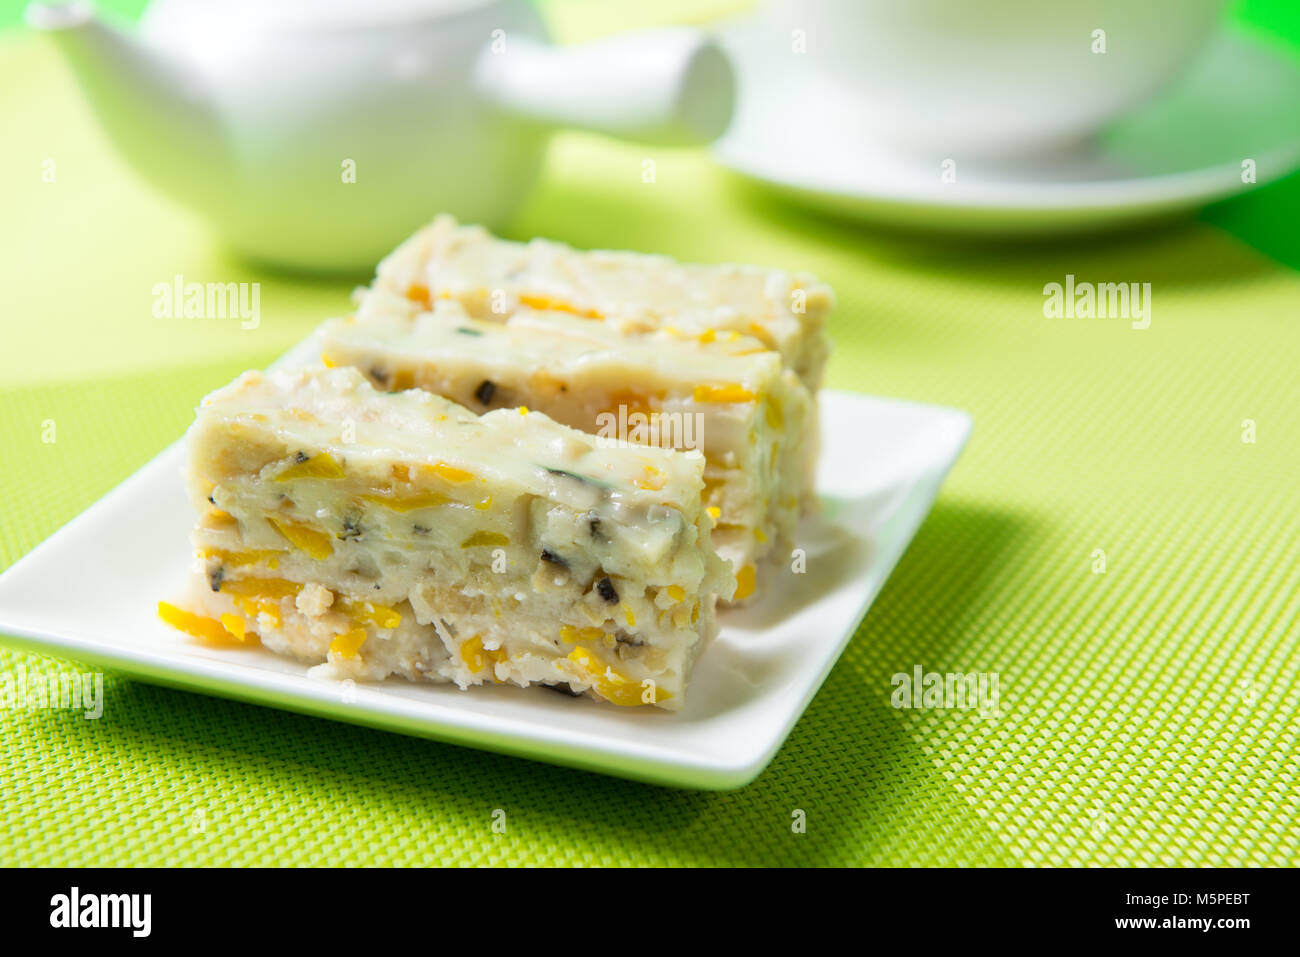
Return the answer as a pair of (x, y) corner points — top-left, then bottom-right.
(166, 366), (733, 709)
(367, 215), (834, 393)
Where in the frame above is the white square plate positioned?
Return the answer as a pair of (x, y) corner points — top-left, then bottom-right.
(0, 377), (970, 789)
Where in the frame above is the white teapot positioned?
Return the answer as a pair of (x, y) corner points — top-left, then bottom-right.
(28, 0), (735, 272)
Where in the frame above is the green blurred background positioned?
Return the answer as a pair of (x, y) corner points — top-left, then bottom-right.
(1, 0), (1297, 866)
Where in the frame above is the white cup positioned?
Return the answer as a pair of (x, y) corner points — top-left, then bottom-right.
(764, 0), (1228, 156)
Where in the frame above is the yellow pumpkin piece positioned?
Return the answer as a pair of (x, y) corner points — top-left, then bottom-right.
(218, 577), (303, 600)
(666, 584), (685, 603)
(566, 647), (669, 707)
(560, 625), (605, 644)
(321, 353), (338, 368)
(218, 613), (249, 642)
(694, 384), (756, 404)
(698, 328), (716, 344)
(406, 282), (432, 307)
(201, 548), (281, 569)
(425, 462), (474, 483)
(268, 517), (334, 560)
(734, 564), (757, 601)
(330, 627), (367, 660)
(158, 602), (259, 648)
(706, 506), (721, 523)
(361, 491), (449, 512)
(461, 530), (509, 548)
(633, 465), (665, 491)
(568, 644), (610, 676)
(275, 452), (346, 483)
(217, 579), (298, 628)
(518, 293), (603, 319)
(460, 635), (507, 677)
(338, 598), (402, 630)
(473, 494), (493, 511)
(199, 508), (238, 533)
(158, 602), (226, 643)
(460, 635), (486, 671)
(621, 603), (636, 627)
(232, 596), (281, 628)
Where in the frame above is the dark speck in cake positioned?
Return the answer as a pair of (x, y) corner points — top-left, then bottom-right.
(596, 576), (618, 604)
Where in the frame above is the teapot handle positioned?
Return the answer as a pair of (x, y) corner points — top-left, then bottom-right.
(474, 27), (734, 147)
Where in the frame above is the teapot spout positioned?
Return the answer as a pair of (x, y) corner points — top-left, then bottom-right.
(475, 28), (735, 147)
(26, 2), (226, 207)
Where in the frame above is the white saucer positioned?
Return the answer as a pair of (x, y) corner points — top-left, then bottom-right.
(714, 23), (1300, 234)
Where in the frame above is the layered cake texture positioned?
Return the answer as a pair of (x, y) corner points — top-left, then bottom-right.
(161, 366), (732, 709)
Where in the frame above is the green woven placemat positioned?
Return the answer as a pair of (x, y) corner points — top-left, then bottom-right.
(1, 1), (1298, 866)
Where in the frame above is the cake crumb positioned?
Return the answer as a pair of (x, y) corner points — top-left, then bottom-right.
(296, 582), (334, 617)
